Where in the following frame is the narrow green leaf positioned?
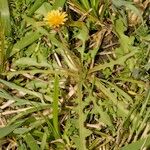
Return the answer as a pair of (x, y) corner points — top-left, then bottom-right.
(10, 31), (42, 57)
(52, 0), (66, 9)
(121, 135), (150, 150)
(89, 50), (137, 73)
(0, 78), (44, 102)
(94, 78), (129, 118)
(101, 79), (133, 103)
(0, 120), (24, 138)
(35, 2), (52, 16)
(0, 0), (11, 36)
(91, 0), (100, 11)
(41, 132), (47, 150)
(80, 0), (90, 10)
(8, 104), (51, 125)
(28, 0), (46, 16)
(14, 57), (52, 68)
(13, 119), (45, 134)
(23, 133), (40, 150)
(93, 100), (114, 128)
(18, 142), (27, 150)
(0, 89), (43, 106)
(140, 89), (150, 116)
(112, 0), (143, 23)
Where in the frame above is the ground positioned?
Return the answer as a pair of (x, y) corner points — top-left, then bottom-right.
(0, 0), (150, 150)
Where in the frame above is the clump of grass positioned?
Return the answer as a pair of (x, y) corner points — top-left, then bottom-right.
(0, 0), (150, 150)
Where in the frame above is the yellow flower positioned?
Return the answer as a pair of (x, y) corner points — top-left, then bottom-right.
(44, 10), (68, 28)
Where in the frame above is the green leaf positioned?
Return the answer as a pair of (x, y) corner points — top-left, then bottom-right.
(80, 0), (90, 10)
(28, 0), (46, 16)
(101, 80), (133, 104)
(93, 101), (114, 128)
(114, 18), (135, 54)
(0, 89), (42, 106)
(36, 2), (52, 16)
(0, 78), (44, 103)
(23, 133), (40, 150)
(0, 0), (11, 36)
(14, 57), (52, 68)
(121, 135), (150, 150)
(75, 23), (89, 43)
(52, 0), (66, 9)
(13, 119), (46, 134)
(71, 21), (89, 61)
(0, 120), (24, 138)
(10, 31), (42, 57)
(8, 105), (51, 125)
(89, 50), (137, 73)
(76, 83), (87, 150)
(41, 132), (47, 150)
(112, 0), (143, 23)
(94, 78), (129, 118)
(140, 89), (150, 116)
(13, 128), (29, 134)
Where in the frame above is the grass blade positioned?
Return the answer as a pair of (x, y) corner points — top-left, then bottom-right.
(23, 133), (40, 150)
(8, 104), (51, 125)
(0, 78), (44, 103)
(41, 132), (47, 150)
(94, 78), (129, 117)
(0, 120), (24, 138)
(121, 135), (150, 150)
(52, 0), (66, 9)
(28, 0), (46, 16)
(140, 89), (150, 116)
(80, 0), (90, 10)
(0, 0), (11, 36)
(10, 31), (42, 57)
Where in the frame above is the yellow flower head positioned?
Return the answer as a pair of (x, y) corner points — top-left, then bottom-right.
(44, 10), (68, 28)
